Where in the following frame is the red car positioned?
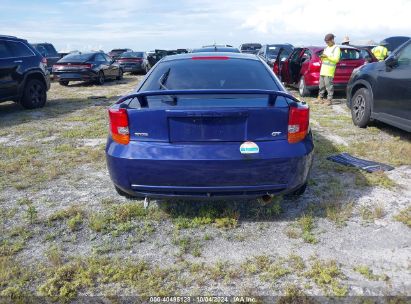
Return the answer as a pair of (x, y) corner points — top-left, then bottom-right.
(274, 45), (377, 97)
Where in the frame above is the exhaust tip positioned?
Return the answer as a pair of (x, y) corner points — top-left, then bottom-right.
(257, 194), (273, 206)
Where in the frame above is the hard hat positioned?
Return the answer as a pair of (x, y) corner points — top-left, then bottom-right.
(342, 36), (350, 43)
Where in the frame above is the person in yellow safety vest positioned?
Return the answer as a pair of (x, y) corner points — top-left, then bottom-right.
(372, 41), (389, 61)
(317, 33), (341, 106)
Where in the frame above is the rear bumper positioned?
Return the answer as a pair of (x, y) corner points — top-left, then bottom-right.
(119, 63), (143, 72)
(106, 134), (314, 198)
(53, 71), (97, 81)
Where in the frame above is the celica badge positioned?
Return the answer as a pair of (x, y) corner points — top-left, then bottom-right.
(240, 141), (259, 154)
(135, 132), (148, 137)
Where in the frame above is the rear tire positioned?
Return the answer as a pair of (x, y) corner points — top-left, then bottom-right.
(298, 76), (311, 97)
(351, 88), (372, 128)
(96, 71), (105, 85)
(59, 81), (69, 86)
(116, 69), (123, 80)
(21, 79), (47, 109)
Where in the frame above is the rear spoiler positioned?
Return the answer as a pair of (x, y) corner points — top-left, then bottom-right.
(115, 89), (304, 108)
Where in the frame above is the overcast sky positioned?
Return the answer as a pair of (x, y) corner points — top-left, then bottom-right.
(1, 0), (410, 52)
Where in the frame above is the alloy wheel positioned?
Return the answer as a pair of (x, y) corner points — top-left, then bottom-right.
(29, 83), (44, 106)
(353, 94), (365, 122)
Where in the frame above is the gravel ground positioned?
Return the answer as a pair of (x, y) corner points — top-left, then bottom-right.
(0, 75), (410, 300)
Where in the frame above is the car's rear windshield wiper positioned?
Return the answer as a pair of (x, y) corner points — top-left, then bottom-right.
(158, 68), (177, 105)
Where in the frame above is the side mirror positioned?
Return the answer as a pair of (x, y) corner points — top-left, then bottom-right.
(385, 56), (398, 68)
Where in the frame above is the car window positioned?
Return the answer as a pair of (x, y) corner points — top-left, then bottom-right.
(267, 46), (279, 58)
(35, 45), (48, 56)
(340, 49), (360, 60)
(43, 44), (58, 56)
(301, 49), (311, 61)
(359, 49), (370, 59)
(397, 43), (411, 66)
(140, 58), (279, 92)
(0, 41), (13, 58)
(103, 54), (112, 62)
(95, 54), (106, 62)
(7, 41), (34, 57)
(290, 49), (302, 62)
(59, 53), (93, 62)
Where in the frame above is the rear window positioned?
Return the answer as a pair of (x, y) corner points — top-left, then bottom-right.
(130, 58), (286, 109)
(120, 52), (144, 58)
(59, 53), (93, 62)
(42, 44), (58, 56)
(316, 48), (361, 60)
(241, 44), (262, 51)
(140, 58), (277, 91)
(267, 46), (279, 57)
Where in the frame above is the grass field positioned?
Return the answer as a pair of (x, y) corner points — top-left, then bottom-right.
(0, 75), (410, 301)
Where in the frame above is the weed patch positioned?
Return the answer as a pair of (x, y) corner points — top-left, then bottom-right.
(393, 206), (411, 228)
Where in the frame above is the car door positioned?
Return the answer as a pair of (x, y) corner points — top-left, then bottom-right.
(95, 53), (110, 77)
(373, 41), (411, 123)
(281, 48), (303, 84)
(299, 49), (311, 79)
(104, 54), (118, 77)
(0, 40), (33, 100)
(0, 40), (17, 99)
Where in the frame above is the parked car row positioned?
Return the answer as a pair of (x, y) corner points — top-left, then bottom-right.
(1, 34), (410, 134)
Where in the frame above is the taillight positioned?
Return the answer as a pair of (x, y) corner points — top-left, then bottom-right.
(108, 108), (130, 145)
(288, 106), (309, 144)
(75, 63), (92, 69)
(118, 58), (143, 63)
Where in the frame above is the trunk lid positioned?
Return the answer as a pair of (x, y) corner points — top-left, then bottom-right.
(126, 94), (290, 143)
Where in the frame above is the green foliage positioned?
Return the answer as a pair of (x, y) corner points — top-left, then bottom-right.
(354, 265), (385, 281)
(67, 213), (83, 231)
(393, 206), (411, 228)
(304, 259), (347, 296)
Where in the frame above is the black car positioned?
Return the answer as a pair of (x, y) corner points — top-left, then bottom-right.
(191, 46), (240, 53)
(258, 44), (294, 67)
(116, 51), (150, 74)
(31, 42), (60, 73)
(347, 39), (411, 132)
(239, 43), (262, 54)
(0, 35), (50, 109)
(147, 49), (189, 67)
(108, 48), (132, 60)
(380, 36), (411, 53)
(52, 52), (123, 86)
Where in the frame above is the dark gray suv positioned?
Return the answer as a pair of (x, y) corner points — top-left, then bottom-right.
(0, 35), (50, 109)
(31, 42), (60, 73)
